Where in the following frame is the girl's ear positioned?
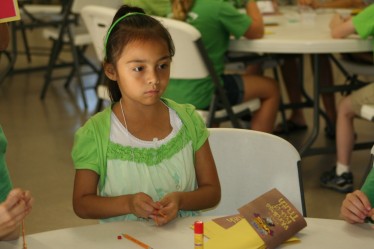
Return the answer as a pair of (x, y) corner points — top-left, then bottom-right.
(104, 63), (117, 81)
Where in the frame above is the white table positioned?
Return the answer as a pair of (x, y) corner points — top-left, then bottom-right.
(0, 217), (373, 249)
(229, 7), (372, 156)
(230, 8), (371, 54)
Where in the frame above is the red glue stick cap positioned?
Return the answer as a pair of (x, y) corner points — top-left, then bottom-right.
(194, 221), (204, 234)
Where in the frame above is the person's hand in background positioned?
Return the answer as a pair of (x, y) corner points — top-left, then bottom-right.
(0, 188), (33, 240)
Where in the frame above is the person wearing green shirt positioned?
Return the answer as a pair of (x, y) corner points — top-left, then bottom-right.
(164, 0), (280, 133)
(331, 4), (374, 223)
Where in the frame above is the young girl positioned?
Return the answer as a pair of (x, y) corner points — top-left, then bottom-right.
(72, 5), (221, 226)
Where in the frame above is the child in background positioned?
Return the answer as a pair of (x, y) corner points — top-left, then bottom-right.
(274, 0), (369, 136)
(163, 0), (280, 133)
(0, 127), (33, 240)
(320, 4), (374, 193)
(72, 5), (221, 226)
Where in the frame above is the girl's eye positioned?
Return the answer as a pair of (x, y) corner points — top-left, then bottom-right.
(159, 63), (169, 70)
(133, 66), (144, 72)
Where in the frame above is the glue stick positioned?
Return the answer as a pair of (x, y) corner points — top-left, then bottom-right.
(194, 221), (204, 249)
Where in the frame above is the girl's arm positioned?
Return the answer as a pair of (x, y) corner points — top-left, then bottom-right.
(179, 140), (221, 210)
(156, 140), (221, 225)
(244, 0), (265, 39)
(72, 170), (160, 219)
(329, 14), (356, 38)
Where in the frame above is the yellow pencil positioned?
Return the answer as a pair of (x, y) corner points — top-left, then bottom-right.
(123, 233), (153, 249)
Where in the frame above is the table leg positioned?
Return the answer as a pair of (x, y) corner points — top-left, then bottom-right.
(299, 54), (320, 156)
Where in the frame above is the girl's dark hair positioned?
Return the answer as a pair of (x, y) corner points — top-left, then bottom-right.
(104, 5), (175, 102)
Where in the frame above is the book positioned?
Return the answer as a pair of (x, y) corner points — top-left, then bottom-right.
(204, 188), (306, 249)
(0, 0), (21, 23)
(238, 188), (307, 249)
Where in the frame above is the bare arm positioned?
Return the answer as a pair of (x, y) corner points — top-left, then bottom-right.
(156, 140), (221, 225)
(243, 0), (265, 39)
(329, 14), (356, 38)
(72, 170), (160, 219)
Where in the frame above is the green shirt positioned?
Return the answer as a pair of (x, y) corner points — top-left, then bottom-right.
(72, 98), (209, 191)
(362, 166), (374, 206)
(352, 4), (374, 55)
(0, 126), (12, 202)
(163, 0), (252, 109)
(123, 0), (171, 16)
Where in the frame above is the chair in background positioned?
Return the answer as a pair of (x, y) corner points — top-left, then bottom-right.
(40, 0), (122, 109)
(16, 1), (65, 63)
(204, 128), (306, 216)
(156, 17), (261, 128)
(81, 5), (117, 112)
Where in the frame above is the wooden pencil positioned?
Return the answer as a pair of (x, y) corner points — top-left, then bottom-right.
(22, 220), (27, 249)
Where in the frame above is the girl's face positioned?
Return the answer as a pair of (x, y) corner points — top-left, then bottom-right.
(105, 38), (172, 106)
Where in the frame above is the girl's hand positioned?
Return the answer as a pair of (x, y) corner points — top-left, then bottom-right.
(150, 193), (180, 226)
(129, 192), (160, 219)
(340, 190), (372, 224)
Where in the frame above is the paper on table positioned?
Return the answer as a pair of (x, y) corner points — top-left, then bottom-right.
(204, 214), (299, 249)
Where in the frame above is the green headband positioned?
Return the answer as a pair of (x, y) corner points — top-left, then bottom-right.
(104, 12), (146, 58)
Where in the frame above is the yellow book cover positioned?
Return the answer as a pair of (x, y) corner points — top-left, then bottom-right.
(203, 188), (306, 249)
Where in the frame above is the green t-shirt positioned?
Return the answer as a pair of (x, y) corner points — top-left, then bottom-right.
(352, 4), (374, 39)
(72, 98), (209, 191)
(123, 0), (171, 16)
(352, 4), (374, 55)
(0, 126), (12, 202)
(163, 0), (251, 109)
(362, 166), (374, 206)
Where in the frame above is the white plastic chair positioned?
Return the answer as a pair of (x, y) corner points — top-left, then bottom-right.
(204, 128), (306, 216)
(156, 17), (261, 128)
(41, 0), (122, 108)
(81, 6), (117, 111)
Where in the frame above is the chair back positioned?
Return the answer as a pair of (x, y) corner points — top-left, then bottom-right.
(205, 128), (306, 216)
(155, 17), (209, 79)
(81, 6), (117, 61)
(155, 17), (250, 128)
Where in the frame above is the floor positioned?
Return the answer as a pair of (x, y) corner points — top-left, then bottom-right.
(0, 27), (373, 235)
